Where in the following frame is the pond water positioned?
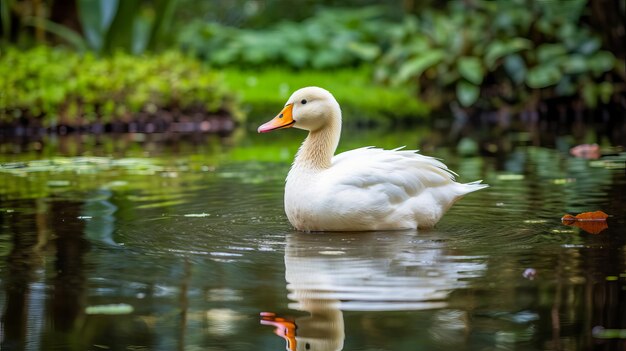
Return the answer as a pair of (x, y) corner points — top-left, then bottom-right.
(1, 121), (625, 351)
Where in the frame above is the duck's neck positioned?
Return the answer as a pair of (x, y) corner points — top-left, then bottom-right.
(294, 116), (341, 171)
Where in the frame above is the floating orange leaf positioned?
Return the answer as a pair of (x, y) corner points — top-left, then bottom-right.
(570, 143), (601, 159)
(561, 210), (609, 234)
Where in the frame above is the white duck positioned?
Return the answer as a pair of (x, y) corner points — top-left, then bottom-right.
(258, 87), (487, 231)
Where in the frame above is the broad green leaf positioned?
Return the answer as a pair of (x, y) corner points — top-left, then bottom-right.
(582, 82), (597, 108)
(284, 47), (308, 68)
(131, 16), (151, 55)
(526, 64), (562, 89)
(562, 54), (589, 74)
(457, 56), (484, 85)
(407, 36), (430, 55)
(535, 18), (552, 35)
(432, 14), (452, 45)
(147, 0), (178, 51)
(588, 51), (615, 76)
(557, 23), (576, 42)
(77, 0), (119, 52)
(504, 54), (526, 84)
(312, 50), (341, 69)
(395, 50), (445, 84)
(103, 0), (141, 54)
(485, 38), (532, 68)
(456, 80), (480, 107)
(347, 42), (380, 61)
(577, 37), (601, 55)
(22, 17), (87, 52)
(598, 82), (614, 103)
(555, 76), (576, 96)
(536, 43), (567, 62)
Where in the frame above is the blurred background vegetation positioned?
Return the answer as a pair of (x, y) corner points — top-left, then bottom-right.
(0, 0), (624, 133)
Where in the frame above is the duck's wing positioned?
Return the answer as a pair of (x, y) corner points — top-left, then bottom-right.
(328, 147), (459, 199)
(321, 147), (486, 228)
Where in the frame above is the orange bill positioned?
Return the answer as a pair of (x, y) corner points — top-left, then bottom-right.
(260, 312), (297, 351)
(258, 104), (295, 133)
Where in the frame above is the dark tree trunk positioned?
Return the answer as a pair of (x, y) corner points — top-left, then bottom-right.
(49, 0), (82, 35)
(588, 0), (626, 60)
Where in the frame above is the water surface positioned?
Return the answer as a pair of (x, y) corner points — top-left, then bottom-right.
(1, 125), (625, 350)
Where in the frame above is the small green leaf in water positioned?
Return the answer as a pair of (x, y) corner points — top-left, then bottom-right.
(85, 303), (134, 315)
(136, 200), (186, 209)
(457, 137), (479, 157)
(592, 326), (626, 339)
(552, 178), (576, 185)
(47, 180), (71, 187)
(523, 219), (548, 224)
(497, 174), (525, 181)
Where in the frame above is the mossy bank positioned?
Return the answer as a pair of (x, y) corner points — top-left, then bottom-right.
(0, 47), (241, 134)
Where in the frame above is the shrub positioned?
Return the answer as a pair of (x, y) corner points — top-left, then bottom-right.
(178, 7), (390, 69)
(375, 0), (622, 109)
(178, 2), (623, 112)
(0, 46), (241, 127)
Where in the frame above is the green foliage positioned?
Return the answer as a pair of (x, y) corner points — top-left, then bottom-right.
(22, 16), (88, 51)
(0, 46), (239, 126)
(5, 0), (177, 54)
(178, 7), (390, 69)
(221, 68), (429, 125)
(77, 0), (178, 54)
(178, 1), (622, 111)
(3, 1), (623, 121)
(376, 0), (621, 108)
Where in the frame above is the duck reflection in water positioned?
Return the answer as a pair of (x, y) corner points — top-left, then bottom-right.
(261, 231), (486, 351)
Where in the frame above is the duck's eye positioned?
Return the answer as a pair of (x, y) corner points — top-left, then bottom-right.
(301, 99), (307, 105)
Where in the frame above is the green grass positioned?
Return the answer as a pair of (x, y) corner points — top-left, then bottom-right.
(221, 67), (429, 126)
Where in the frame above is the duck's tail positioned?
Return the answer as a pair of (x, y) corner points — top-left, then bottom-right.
(460, 180), (489, 195)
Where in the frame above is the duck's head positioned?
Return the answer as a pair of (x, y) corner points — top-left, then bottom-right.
(258, 87), (341, 133)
